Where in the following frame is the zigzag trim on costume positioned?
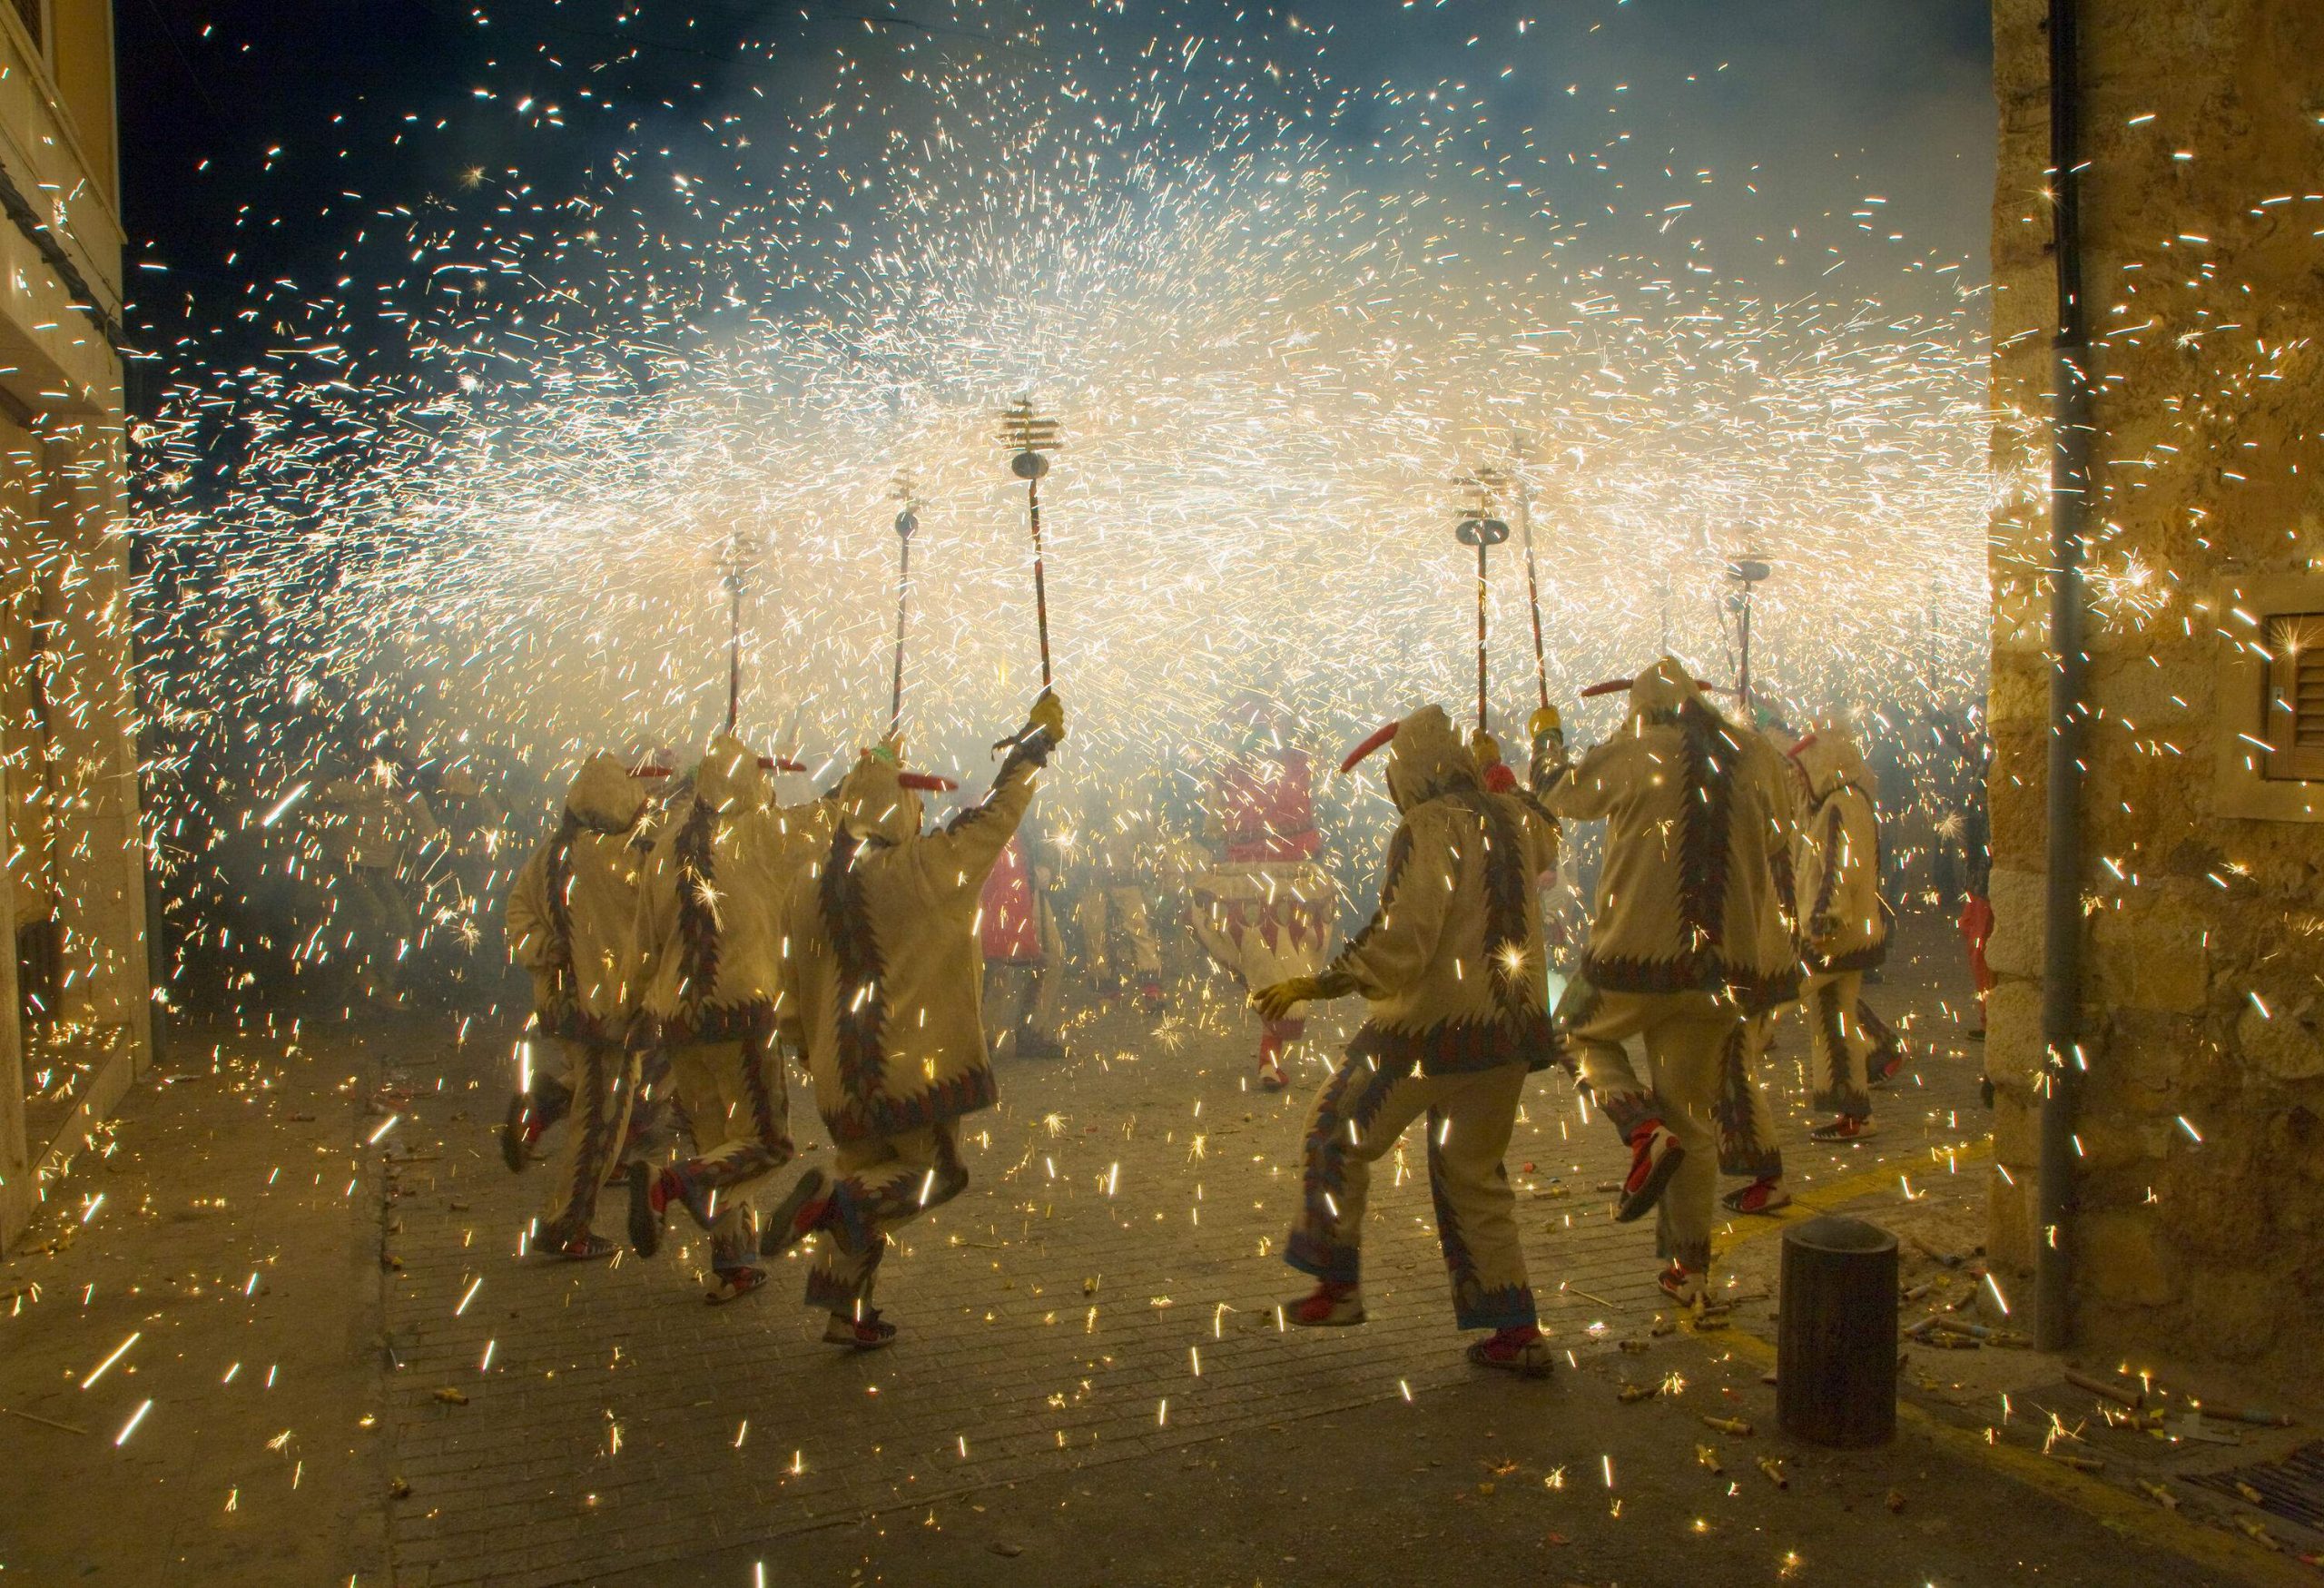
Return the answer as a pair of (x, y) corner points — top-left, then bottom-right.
(1580, 950), (1799, 1013)
(1345, 1011), (1557, 1077)
(1675, 696), (1739, 958)
(822, 1067), (1000, 1145)
(1285, 1052), (1414, 1283)
(646, 1001), (777, 1048)
(819, 826), (893, 1108)
(1447, 786), (1549, 1026)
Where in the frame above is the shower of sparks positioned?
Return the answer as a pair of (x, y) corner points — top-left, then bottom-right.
(129, 5), (1990, 984)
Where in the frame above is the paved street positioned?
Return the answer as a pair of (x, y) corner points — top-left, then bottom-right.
(4, 911), (2304, 1585)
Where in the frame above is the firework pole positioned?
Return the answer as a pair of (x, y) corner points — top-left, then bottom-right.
(1505, 458), (1550, 711)
(722, 526), (758, 733)
(1453, 475), (1511, 733)
(1000, 399), (1061, 689)
(888, 480), (918, 737)
(1728, 555), (1771, 719)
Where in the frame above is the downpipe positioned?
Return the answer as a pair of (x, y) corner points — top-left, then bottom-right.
(2035, 0), (2091, 1354)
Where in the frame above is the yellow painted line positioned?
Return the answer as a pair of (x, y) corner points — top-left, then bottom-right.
(1720, 1135), (1994, 1252)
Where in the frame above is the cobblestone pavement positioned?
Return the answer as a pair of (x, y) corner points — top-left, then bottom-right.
(375, 913), (1993, 1588)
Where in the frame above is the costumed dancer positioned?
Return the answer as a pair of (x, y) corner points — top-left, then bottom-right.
(501, 754), (649, 1257)
(318, 764), (438, 1001)
(1788, 719), (1898, 1140)
(1715, 711), (1805, 1218)
(980, 819), (1068, 1060)
(623, 735), (827, 1304)
(1072, 794), (1166, 1012)
(764, 692), (1064, 1350)
(1252, 704), (1560, 1377)
(1191, 705), (1334, 1091)
(1544, 659), (1797, 1305)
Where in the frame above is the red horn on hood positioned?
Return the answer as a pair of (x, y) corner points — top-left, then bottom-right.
(1338, 720), (1399, 775)
(897, 771), (959, 792)
(629, 764), (675, 778)
(1786, 732), (1818, 760)
(756, 756), (808, 774)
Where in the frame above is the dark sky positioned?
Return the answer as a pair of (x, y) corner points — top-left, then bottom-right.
(118, 0), (1994, 401)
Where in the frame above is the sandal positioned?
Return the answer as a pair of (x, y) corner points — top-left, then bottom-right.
(1809, 1116), (1878, 1142)
(704, 1267), (767, 1305)
(552, 1232), (616, 1261)
(1467, 1327), (1554, 1378)
(761, 1168), (831, 1259)
(823, 1308), (898, 1349)
(1721, 1178), (1790, 1217)
(1618, 1123), (1686, 1223)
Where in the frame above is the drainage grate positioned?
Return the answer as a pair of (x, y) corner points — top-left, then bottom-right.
(2188, 1441), (2324, 1533)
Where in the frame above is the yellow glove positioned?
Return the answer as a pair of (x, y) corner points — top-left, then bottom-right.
(1529, 705), (1562, 740)
(1470, 730), (1502, 769)
(1028, 688), (1066, 745)
(1251, 974), (1324, 1021)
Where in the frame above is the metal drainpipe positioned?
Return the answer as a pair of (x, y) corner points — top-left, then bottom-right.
(2035, 0), (2092, 1354)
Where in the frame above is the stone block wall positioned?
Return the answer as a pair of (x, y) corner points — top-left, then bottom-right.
(1986, 0), (2324, 1386)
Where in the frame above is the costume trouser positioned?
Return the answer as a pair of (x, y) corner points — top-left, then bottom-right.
(664, 1038), (793, 1273)
(1562, 987), (1738, 1275)
(804, 1123), (968, 1312)
(1804, 972), (1872, 1119)
(985, 902), (1066, 1052)
(539, 1038), (636, 1246)
(1285, 1057), (1537, 1331)
(1715, 1008), (1786, 1181)
(1076, 885), (1163, 985)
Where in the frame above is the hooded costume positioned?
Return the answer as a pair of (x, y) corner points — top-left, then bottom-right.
(1071, 794), (1165, 1010)
(1788, 720), (1898, 1129)
(504, 754), (649, 1253)
(1189, 722), (1334, 1087)
(1276, 704), (1559, 1345)
(980, 824), (1067, 1057)
(625, 735), (833, 1296)
(1545, 658), (1798, 1295)
(778, 716), (1057, 1326)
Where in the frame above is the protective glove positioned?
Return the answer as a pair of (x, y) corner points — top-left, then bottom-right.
(1028, 688), (1066, 745)
(1250, 974), (1324, 1021)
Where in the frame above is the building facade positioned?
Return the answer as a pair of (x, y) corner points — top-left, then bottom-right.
(0, 0), (145, 1248)
(1987, 0), (2324, 1387)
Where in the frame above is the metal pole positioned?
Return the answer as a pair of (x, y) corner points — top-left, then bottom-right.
(1028, 477), (1052, 688)
(1738, 586), (1752, 718)
(1518, 480), (1549, 710)
(724, 556), (743, 733)
(888, 536), (911, 736)
(1474, 539), (1490, 732)
(2036, 0), (2090, 1355)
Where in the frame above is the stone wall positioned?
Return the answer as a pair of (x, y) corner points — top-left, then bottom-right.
(1987, 0), (2324, 1387)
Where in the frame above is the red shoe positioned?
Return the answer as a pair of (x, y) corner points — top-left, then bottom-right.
(1289, 1281), (1365, 1327)
(1257, 1062), (1290, 1092)
(1809, 1116), (1878, 1142)
(1720, 1177), (1790, 1217)
(1467, 1326), (1553, 1377)
(1869, 1047), (1906, 1087)
(552, 1232), (616, 1261)
(823, 1308), (898, 1350)
(1617, 1122), (1686, 1223)
(1139, 979), (1166, 1013)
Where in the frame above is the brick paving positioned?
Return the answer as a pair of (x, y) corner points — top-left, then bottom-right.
(374, 911), (1988, 1588)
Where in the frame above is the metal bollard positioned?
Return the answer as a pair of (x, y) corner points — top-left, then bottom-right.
(1777, 1215), (1898, 1447)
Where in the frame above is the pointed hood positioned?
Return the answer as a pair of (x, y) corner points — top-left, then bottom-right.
(691, 734), (768, 817)
(1791, 716), (1874, 802)
(835, 745), (924, 845)
(1382, 704), (1477, 813)
(1629, 655), (1708, 725)
(565, 752), (647, 833)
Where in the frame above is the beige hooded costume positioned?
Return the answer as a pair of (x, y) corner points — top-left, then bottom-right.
(1789, 720), (1896, 1122)
(783, 728), (1052, 1312)
(1285, 704), (1559, 1332)
(1545, 659), (1798, 1279)
(505, 754), (649, 1248)
(627, 735), (831, 1281)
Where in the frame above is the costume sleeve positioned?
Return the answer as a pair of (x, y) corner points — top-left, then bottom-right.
(504, 845), (554, 969)
(1315, 805), (1457, 1001)
(1541, 737), (1627, 822)
(919, 730), (1053, 898)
